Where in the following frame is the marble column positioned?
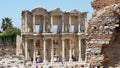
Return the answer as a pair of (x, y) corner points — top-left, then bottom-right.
(33, 15), (35, 32)
(50, 15), (53, 33)
(51, 39), (54, 62)
(78, 16), (81, 33)
(78, 38), (82, 62)
(33, 38), (36, 63)
(25, 13), (28, 32)
(25, 38), (28, 60)
(43, 15), (46, 33)
(43, 39), (46, 63)
(69, 39), (72, 62)
(69, 15), (71, 32)
(84, 13), (87, 33)
(62, 15), (64, 33)
(21, 16), (24, 32)
(62, 39), (65, 62)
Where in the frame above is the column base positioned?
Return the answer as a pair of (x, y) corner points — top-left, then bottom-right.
(78, 58), (82, 62)
(69, 59), (73, 62)
(25, 57), (28, 60)
(43, 60), (47, 63)
(31, 63), (36, 68)
(33, 60), (36, 64)
(50, 61), (54, 63)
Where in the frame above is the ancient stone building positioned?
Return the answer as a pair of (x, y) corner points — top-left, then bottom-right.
(20, 7), (89, 67)
(87, 0), (120, 68)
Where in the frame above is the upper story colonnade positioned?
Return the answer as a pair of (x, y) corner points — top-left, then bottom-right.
(21, 7), (88, 34)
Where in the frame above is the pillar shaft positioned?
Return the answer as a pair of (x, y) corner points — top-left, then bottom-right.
(69, 16), (71, 32)
(78, 16), (81, 32)
(62, 39), (65, 62)
(85, 17), (87, 33)
(62, 15), (64, 33)
(25, 39), (28, 60)
(84, 13), (87, 33)
(43, 16), (46, 33)
(33, 15), (35, 32)
(69, 39), (72, 62)
(78, 38), (82, 61)
(33, 38), (36, 63)
(51, 15), (53, 33)
(25, 13), (28, 32)
(43, 39), (46, 63)
(51, 39), (54, 62)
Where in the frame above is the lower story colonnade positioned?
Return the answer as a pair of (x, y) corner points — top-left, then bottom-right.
(23, 34), (86, 64)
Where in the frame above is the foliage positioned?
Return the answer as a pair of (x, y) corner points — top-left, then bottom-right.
(1, 17), (13, 31)
(0, 17), (21, 46)
(4, 27), (21, 37)
(0, 27), (21, 43)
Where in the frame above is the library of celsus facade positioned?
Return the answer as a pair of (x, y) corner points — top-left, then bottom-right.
(20, 7), (88, 67)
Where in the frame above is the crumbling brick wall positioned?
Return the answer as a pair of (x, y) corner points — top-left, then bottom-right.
(87, 0), (120, 68)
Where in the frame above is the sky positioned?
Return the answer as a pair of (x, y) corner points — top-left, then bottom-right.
(0, 0), (93, 29)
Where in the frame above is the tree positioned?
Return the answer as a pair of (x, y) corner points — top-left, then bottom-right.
(0, 17), (21, 46)
(1, 17), (13, 31)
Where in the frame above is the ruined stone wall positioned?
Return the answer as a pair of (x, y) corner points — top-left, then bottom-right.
(87, 0), (120, 68)
(91, 0), (120, 10)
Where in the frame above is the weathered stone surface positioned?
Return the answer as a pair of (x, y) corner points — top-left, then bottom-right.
(19, 7), (89, 68)
(87, 0), (120, 68)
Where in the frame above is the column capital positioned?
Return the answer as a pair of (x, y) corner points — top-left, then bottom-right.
(51, 14), (54, 17)
(51, 38), (54, 41)
(61, 38), (65, 41)
(69, 15), (71, 18)
(78, 37), (82, 39)
(43, 38), (46, 41)
(25, 38), (28, 41)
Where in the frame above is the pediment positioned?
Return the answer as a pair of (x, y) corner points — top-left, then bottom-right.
(50, 8), (63, 15)
(70, 9), (80, 13)
(32, 7), (48, 15)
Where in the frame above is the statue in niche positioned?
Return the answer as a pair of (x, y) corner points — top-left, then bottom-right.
(39, 23), (42, 33)
(28, 27), (33, 32)
(45, 22), (48, 32)
(80, 19), (85, 32)
(57, 24), (61, 33)
(64, 24), (69, 32)
(57, 25), (59, 33)
(46, 21), (51, 33)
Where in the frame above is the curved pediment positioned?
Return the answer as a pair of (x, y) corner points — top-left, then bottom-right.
(32, 7), (48, 15)
(80, 12), (88, 18)
(50, 8), (63, 15)
(70, 9), (80, 14)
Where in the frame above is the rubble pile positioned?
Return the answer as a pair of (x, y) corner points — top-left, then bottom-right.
(87, 0), (120, 67)
(0, 55), (24, 68)
(0, 48), (16, 56)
